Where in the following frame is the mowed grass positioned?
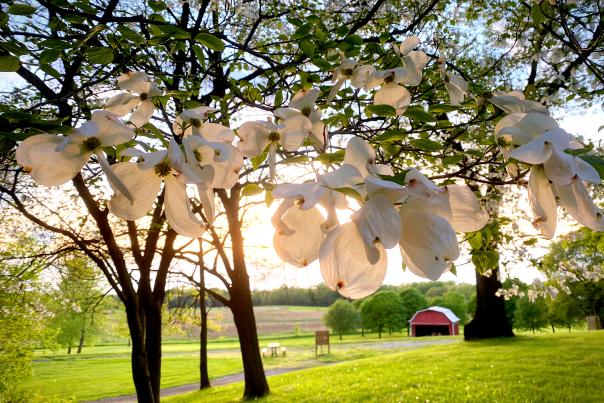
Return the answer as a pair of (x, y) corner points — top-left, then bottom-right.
(23, 329), (416, 401)
(168, 331), (604, 403)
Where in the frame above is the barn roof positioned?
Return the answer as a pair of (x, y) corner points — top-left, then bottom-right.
(409, 306), (460, 324)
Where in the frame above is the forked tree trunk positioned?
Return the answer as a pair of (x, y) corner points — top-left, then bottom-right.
(464, 269), (514, 340)
(125, 300), (163, 403)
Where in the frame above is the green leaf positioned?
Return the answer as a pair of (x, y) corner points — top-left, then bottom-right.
(598, 125), (604, 132)
(40, 48), (62, 64)
(149, 0), (167, 11)
(85, 47), (114, 64)
(194, 33), (225, 52)
(409, 138), (442, 152)
(428, 104), (459, 114)
(241, 183), (263, 197)
(39, 39), (72, 49)
(265, 190), (274, 207)
(579, 155), (604, 181)
(442, 154), (465, 166)
(118, 26), (144, 45)
(300, 40), (316, 57)
(8, 3), (37, 16)
(192, 45), (206, 69)
(366, 104), (397, 117)
(159, 25), (190, 40)
(379, 171), (407, 186)
(467, 231), (483, 250)
(404, 107), (437, 122)
(282, 155), (310, 164)
(344, 34), (363, 46)
(312, 58), (331, 70)
(71, 24), (107, 52)
(315, 150), (345, 165)
(373, 129), (406, 144)
(0, 55), (20, 72)
(251, 148), (269, 170)
(274, 90), (283, 108)
(530, 3), (545, 26)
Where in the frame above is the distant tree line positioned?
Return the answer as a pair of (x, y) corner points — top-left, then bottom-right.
(321, 280), (604, 339)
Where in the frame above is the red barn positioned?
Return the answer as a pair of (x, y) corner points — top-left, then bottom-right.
(409, 306), (460, 336)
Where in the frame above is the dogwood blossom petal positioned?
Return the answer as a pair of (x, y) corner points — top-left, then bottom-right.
(164, 175), (205, 238)
(575, 157), (601, 184)
(16, 134), (90, 186)
(543, 148), (576, 185)
(129, 99), (155, 127)
(273, 182), (327, 209)
(399, 209), (459, 281)
(350, 65), (376, 88)
(104, 93), (140, 116)
(399, 36), (421, 56)
(555, 179), (604, 231)
(91, 111), (135, 146)
(289, 88), (321, 111)
(374, 83), (411, 115)
(273, 204), (326, 267)
(197, 184), (215, 224)
(320, 222), (387, 299)
(237, 121), (271, 157)
(441, 185), (488, 233)
(528, 165), (557, 239)
(279, 115), (312, 152)
(352, 194), (401, 263)
(108, 162), (162, 221)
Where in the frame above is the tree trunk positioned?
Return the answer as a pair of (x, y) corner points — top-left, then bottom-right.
(199, 268), (210, 390)
(550, 323), (555, 333)
(378, 328), (382, 339)
(77, 323), (86, 354)
(361, 327), (364, 337)
(339, 332), (342, 341)
(221, 187), (269, 399)
(464, 269), (514, 340)
(67, 343), (72, 355)
(145, 301), (163, 401)
(125, 301), (156, 403)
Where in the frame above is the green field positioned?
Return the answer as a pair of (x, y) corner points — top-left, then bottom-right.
(170, 331), (604, 403)
(22, 330), (418, 401)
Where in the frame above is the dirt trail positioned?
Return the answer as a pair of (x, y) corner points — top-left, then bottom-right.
(89, 338), (459, 403)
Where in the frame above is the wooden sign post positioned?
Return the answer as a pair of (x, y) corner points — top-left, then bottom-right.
(315, 330), (330, 356)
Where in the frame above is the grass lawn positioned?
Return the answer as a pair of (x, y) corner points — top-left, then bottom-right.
(168, 331), (604, 403)
(22, 332), (415, 401)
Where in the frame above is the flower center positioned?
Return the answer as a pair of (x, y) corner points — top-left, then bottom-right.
(82, 137), (101, 152)
(191, 118), (202, 128)
(154, 160), (172, 177)
(268, 131), (280, 142)
(342, 68), (354, 76)
(301, 106), (312, 117)
(384, 73), (395, 83)
(193, 149), (203, 163)
(140, 92), (149, 101)
(336, 280), (344, 290)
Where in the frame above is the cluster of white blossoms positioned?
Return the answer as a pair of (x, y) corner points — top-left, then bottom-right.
(271, 137), (488, 299)
(327, 36), (468, 111)
(492, 91), (604, 239)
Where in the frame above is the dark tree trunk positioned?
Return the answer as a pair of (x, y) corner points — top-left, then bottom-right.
(361, 327), (364, 337)
(550, 322), (555, 333)
(221, 187), (269, 399)
(339, 332), (342, 341)
(77, 324), (85, 354)
(199, 268), (210, 390)
(378, 328), (382, 339)
(125, 301), (156, 403)
(464, 269), (514, 340)
(146, 301), (163, 401)
(231, 279), (270, 399)
(67, 343), (72, 355)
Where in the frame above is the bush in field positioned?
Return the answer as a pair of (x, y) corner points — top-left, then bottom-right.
(323, 300), (360, 340)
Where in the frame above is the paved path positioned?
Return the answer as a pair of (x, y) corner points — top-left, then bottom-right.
(89, 338), (459, 403)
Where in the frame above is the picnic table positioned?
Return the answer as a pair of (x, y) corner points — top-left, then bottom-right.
(262, 342), (286, 357)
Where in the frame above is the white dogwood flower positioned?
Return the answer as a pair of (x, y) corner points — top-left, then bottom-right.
(237, 114), (312, 180)
(108, 139), (207, 238)
(16, 110), (134, 201)
(104, 72), (162, 127)
(438, 56), (468, 106)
